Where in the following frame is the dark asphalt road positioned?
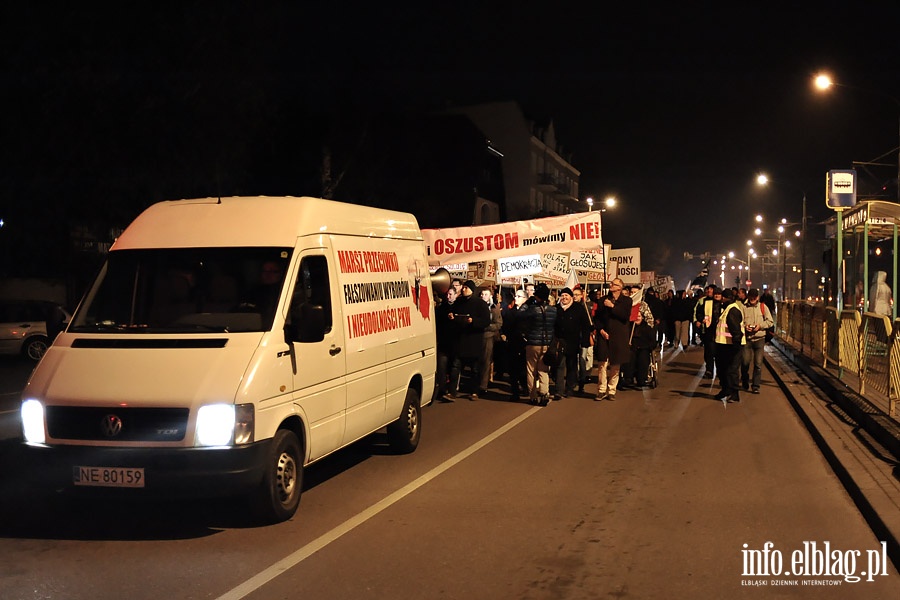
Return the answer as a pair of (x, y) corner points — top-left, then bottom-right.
(1, 346), (898, 599)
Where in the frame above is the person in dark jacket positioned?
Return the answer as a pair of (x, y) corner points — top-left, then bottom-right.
(434, 286), (458, 401)
(572, 286), (595, 393)
(694, 284), (721, 378)
(519, 282), (557, 405)
(594, 278), (633, 401)
(714, 288), (745, 404)
(629, 313), (656, 386)
(553, 287), (592, 398)
(501, 288), (528, 401)
(447, 280), (491, 400)
(478, 287), (503, 395)
(671, 290), (695, 350)
(644, 287), (667, 348)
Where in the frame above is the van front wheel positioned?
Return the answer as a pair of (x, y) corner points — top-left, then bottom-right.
(387, 388), (421, 454)
(255, 429), (303, 523)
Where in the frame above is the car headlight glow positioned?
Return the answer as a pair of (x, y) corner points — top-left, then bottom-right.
(21, 399), (46, 444)
(196, 404), (236, 447)
(196, 403), (255, 447)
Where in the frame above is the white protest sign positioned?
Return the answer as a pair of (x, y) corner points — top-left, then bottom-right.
(497, 254), (543, 278)
(609, 247), (641, 284)
(569, 250), (604, 273)
(430, 262), (468, 280)
(654, 275), (673, 295)
(540, 252), (570, 282)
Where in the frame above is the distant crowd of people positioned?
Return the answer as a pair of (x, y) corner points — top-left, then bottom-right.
(435, 278), (775, 406)
(433, 277), (777, 407)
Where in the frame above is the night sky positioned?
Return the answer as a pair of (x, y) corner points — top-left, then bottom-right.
(3, 3), (900, 288)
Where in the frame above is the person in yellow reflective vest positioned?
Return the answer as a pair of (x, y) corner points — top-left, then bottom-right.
(714, 288), (746, 404)
(693, 284), (719, 378)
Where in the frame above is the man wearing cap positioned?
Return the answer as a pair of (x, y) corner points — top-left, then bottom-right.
(447, 280), (491, 400)
(554, 287), (592, 398)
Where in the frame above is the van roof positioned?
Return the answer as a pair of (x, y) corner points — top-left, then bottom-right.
(112, 196), (423, 250)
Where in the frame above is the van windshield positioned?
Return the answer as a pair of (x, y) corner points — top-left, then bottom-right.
(70, 248), (292, 333)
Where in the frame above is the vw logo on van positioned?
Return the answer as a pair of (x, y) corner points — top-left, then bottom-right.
(101, 414), (124, 438)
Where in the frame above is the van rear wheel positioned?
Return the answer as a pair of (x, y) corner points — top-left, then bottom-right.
(255, 429), (303, 523)
(387, 388), (421, 454)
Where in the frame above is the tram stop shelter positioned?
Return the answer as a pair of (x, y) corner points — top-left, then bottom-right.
(829, 199), (900, 320)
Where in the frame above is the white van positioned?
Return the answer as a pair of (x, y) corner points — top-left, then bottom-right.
(21, 196), (438, 522)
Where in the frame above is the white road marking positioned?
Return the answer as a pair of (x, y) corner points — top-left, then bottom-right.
(215, 406), (542, 600)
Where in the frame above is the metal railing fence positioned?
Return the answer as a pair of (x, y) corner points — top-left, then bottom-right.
(775, 301), (898, 417)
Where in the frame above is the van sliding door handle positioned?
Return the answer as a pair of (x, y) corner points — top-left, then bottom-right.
(329, 346), (342, 356)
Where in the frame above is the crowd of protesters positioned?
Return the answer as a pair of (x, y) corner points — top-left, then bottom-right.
(432, 276), (775, 407)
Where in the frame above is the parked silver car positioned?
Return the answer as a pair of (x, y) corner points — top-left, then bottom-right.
(0, 300), (70, 361)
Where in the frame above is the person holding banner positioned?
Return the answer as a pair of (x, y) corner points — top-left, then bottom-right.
(501, 288), (529, 402)
(593, 278), (632, 401)
(520, 282), (557, 406)
(572, 287), (594, 393)
(553, 287), (592, 399)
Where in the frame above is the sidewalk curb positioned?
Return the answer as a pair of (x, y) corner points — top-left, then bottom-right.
(771, 340), (900, 461)
(764, 342), (900, 573)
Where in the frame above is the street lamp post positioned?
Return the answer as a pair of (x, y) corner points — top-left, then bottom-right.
(779, 224), (788, 301)
(801, 193), (807, 300)
(757, 174), (807, 300)
(725, 251), (750, 288)
(815, 73), (900, 203)
(586, 195), (617, 289)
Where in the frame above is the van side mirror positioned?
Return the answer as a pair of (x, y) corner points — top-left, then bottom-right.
(285, 303), (326, 344)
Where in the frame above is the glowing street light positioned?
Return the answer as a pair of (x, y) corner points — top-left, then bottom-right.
(756, 175), (808, 300)
(586, 196), (616, 212)
(814, 71), (900, 203)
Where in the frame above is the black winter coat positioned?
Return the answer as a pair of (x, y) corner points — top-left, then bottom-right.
(449, 294), (491, 358)
(520, 299), (557, 347)
(555, 302), (592, 354)
(594, 292), (633, 365)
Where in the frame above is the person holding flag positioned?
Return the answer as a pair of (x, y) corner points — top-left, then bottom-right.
(629, 284), (654, 325)
(618, 285), (650, 389)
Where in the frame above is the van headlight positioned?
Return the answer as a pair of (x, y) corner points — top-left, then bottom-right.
(21, 399), (46, 444)
(196, 403), (254, 447)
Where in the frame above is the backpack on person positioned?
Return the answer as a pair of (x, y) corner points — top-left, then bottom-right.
(761, 303), (774, 343)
